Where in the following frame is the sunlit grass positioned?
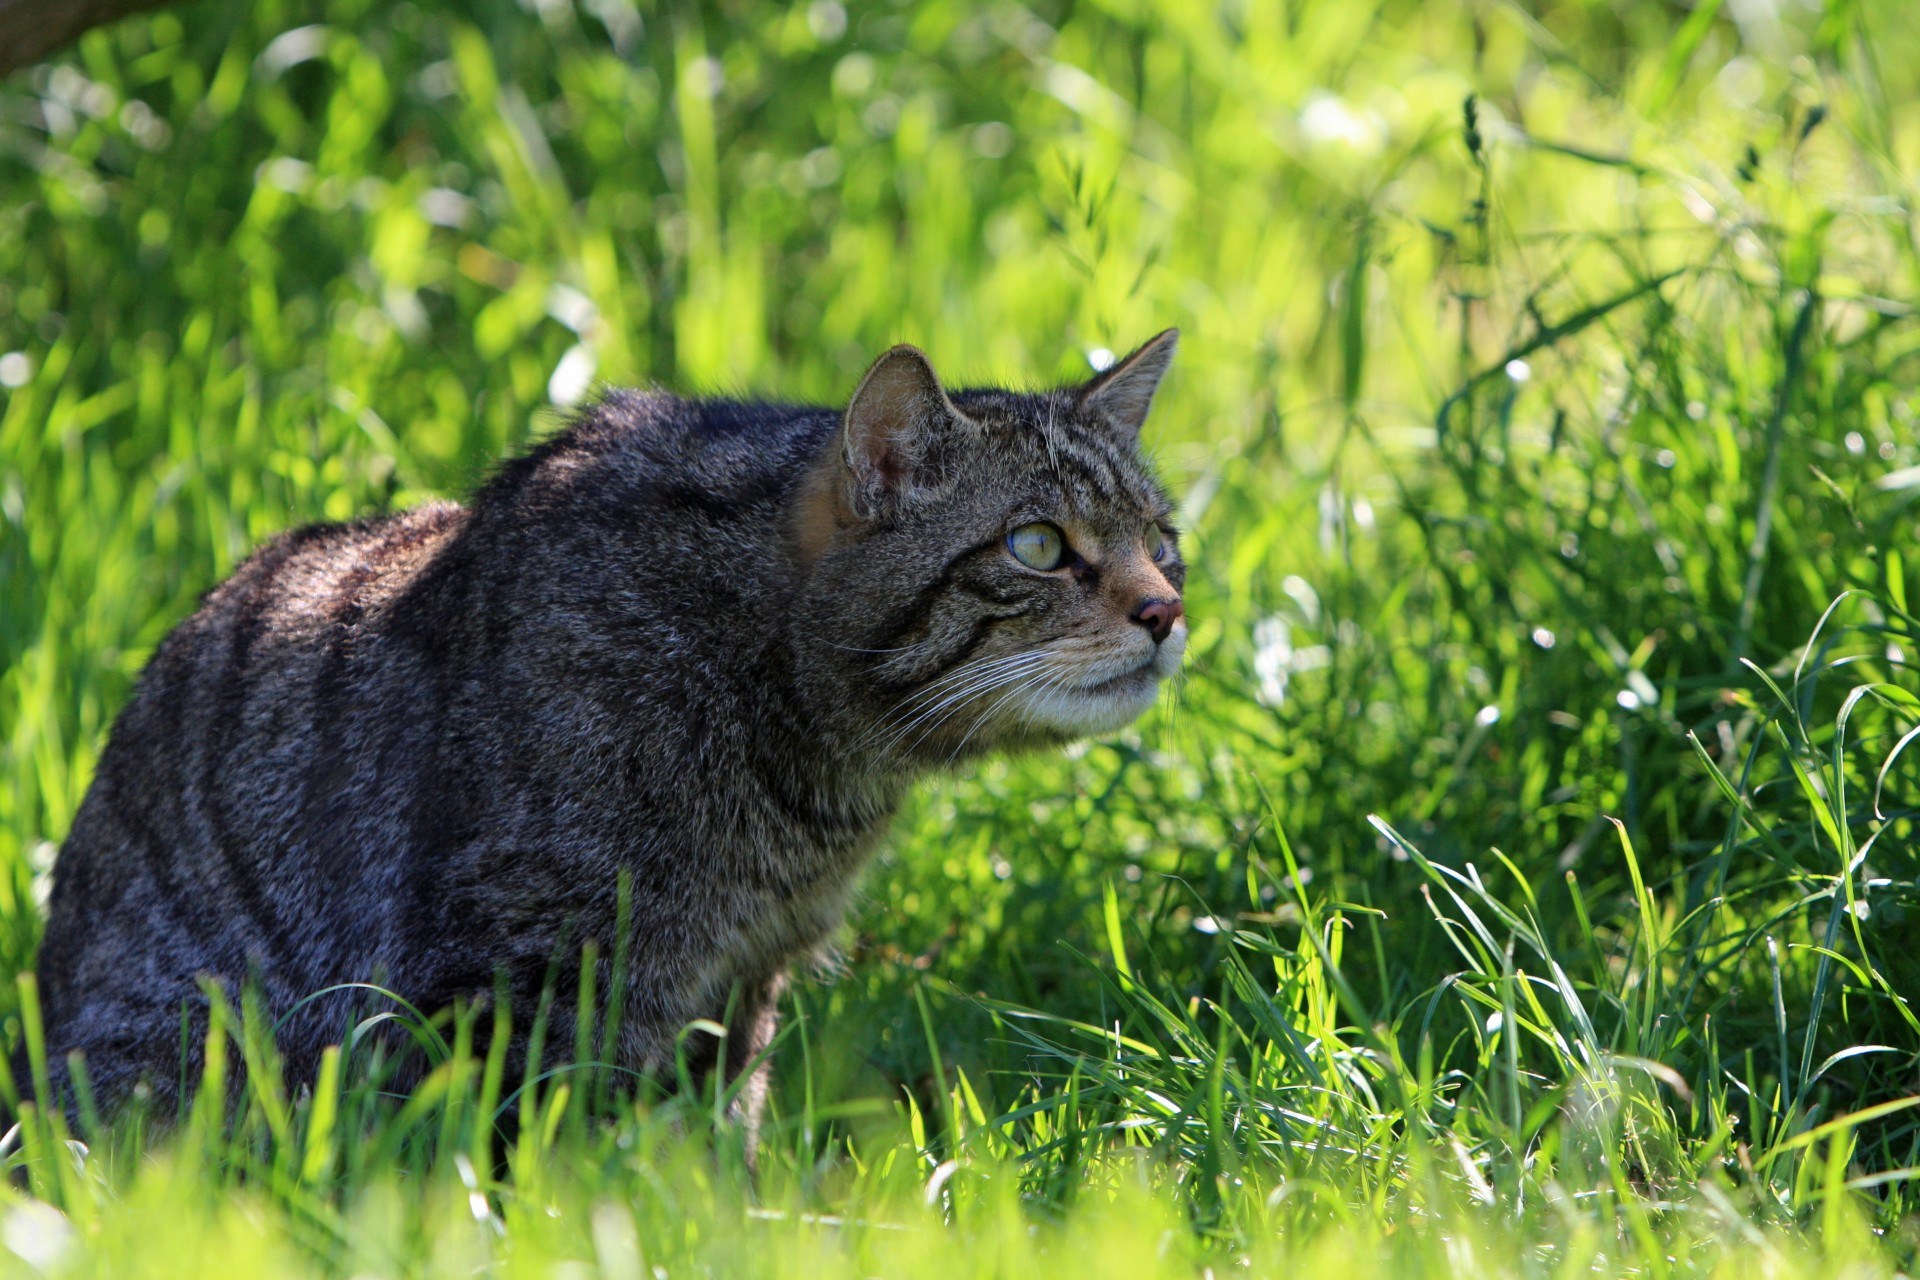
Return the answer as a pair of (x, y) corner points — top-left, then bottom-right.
(5, 0), (1920, 1273)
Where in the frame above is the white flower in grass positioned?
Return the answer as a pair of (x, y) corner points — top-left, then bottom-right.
(1299, 91), (1383, 153)
(549, 344), (597, 408)
(1253, 615), (1292, 707)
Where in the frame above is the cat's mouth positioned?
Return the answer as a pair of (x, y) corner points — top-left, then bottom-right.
(1001, 629), (1184, 739)
(1077, 662), (1159, 697)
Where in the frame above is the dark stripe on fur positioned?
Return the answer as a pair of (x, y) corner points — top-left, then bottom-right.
(871, 532), (1007, 651)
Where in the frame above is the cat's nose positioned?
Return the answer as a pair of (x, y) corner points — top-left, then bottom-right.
(1131, 598), (1183, 645)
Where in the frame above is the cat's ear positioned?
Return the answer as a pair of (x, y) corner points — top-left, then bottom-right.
(1078, 328), (1179, 443)
(841, 344), (965, 510)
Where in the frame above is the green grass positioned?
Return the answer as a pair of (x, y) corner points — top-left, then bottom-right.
(6, 0), (1920, 1273)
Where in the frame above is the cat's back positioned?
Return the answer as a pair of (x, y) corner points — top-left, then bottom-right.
(39, 501), (469, 1021)
(64, 496), (469, 817)
(52, 390), (831, 922)
(102, 496), (467, 762)
(36, 391), (841, 1093)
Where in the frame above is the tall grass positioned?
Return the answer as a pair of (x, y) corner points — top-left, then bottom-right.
(5, 0), (1920, 1273)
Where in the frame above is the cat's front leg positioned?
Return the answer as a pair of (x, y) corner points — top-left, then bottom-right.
(721, 970), (787, 1169)
(633, 969), (785, 1167)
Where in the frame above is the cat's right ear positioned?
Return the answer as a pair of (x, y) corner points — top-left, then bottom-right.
(840, 344), (964, 515)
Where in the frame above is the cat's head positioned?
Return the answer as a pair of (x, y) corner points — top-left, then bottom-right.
(795, 331), (1186, 764)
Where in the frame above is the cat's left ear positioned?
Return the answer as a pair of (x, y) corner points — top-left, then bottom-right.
(842, 344), (968, 513)
(1078, 328), (1179, 444)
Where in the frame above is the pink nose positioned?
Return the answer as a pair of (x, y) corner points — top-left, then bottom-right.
(1131, 598), (1184, 645)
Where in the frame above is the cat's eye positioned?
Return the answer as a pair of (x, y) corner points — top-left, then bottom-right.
(1008, 522), (1066, 571)
(1145, 524), (1169, 562)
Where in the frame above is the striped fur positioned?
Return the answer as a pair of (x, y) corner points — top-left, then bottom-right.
(30, 334), (1187, 1142)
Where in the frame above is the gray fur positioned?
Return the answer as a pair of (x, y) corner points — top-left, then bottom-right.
(30, 335), (1188, 1139)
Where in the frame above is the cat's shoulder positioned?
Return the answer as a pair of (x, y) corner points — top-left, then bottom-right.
(584, 387), (834, 461)
(502, 388), (837, 505)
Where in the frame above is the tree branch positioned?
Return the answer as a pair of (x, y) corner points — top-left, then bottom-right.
(0, 0), (175, 77)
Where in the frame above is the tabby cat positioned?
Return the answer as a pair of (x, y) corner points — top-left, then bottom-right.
(30, 331), (1188, 1139)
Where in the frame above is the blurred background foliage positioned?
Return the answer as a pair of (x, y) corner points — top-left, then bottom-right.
(7, 0), (1920, 1271)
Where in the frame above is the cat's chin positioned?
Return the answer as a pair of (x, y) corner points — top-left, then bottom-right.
(1011, 664), (1165, 738)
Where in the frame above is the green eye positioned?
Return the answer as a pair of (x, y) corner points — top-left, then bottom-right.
(1008, 522), (1066, 571)
(1145, 524), (1168, 562)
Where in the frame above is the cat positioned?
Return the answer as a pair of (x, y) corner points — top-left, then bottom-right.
(26, 331), (1188, 1145)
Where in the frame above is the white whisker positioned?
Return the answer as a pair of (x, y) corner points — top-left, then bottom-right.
(858, 651), (1048, 758)
(882, 657), (1047, 757)
(870, 651), (1041, 730)
(946, 663), (1073, 763)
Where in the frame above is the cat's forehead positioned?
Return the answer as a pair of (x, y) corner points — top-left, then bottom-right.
(948, 388), (1168, 520)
